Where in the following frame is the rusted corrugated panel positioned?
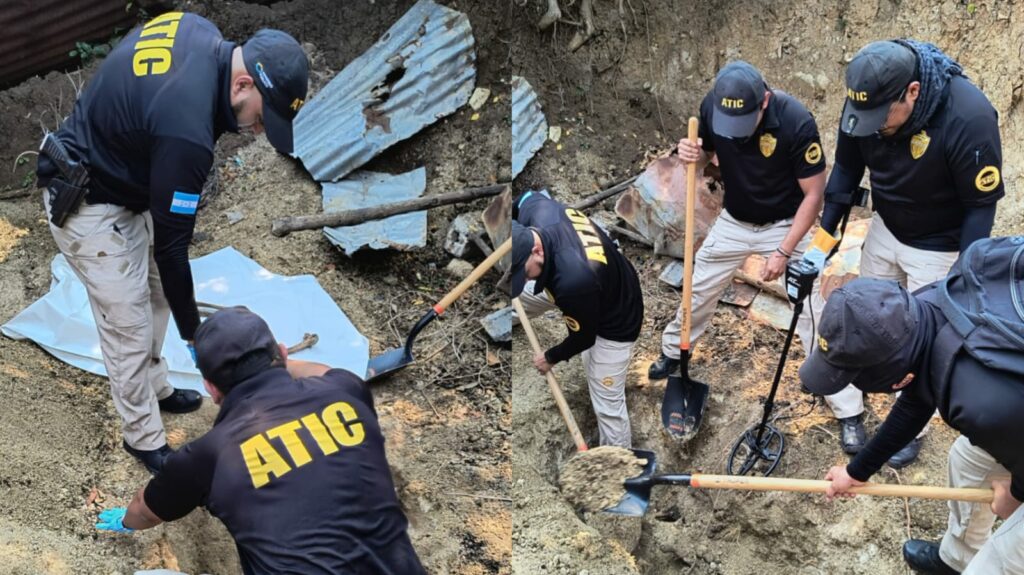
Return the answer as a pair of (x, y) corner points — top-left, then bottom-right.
(0, 0), (136, 87)
(511, 75), (546, 179)
(293, 0), (476, 182)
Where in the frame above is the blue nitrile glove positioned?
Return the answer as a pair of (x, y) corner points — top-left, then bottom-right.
(186, 343), (197, 366)
(801, 246), (828, 272)
(96, 507), (135, 533)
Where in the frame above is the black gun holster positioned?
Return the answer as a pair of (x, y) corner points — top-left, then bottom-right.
(47, 177), (88, 228)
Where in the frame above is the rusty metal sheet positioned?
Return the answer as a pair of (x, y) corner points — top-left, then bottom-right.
(615, 156), (722, 259)
(293, 0), (476, 182)
(512, 75), (547, 179)
(721, 279), (759, 307)
(321, 168), (427, 255)
(819, 219), (871, 301)
(0, 0), (136, 87)
(482, 186), (512, 271)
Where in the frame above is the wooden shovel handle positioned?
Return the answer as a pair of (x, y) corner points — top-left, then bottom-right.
(681, 117), (699, 351)
(512, 297), (588, 452)
(690, 474), (994, 503)
(435, 238), (511, 313)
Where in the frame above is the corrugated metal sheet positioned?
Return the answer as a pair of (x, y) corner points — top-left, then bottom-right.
(294, 0), (476, 182)
(511, 75), (547, 179)
(321, 168), (428, 255)
(0, 0), (136, 87)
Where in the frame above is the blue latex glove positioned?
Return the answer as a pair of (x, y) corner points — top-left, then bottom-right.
(96, 507), (134, 533)
(186, 343), (197, 366)
(801, 246), (828, 272)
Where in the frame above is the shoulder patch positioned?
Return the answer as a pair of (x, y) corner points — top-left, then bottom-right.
(975, 166), (1000, 192)
(564, 316), (580, 332)
(804, 142), (822, 164)
(169, 191), (201, 215)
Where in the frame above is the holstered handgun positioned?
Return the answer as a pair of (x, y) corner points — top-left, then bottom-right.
(40, 133), (90, 228)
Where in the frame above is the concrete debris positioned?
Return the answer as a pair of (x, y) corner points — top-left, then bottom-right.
(480, 305), (513, 343)
(293, 0), (476, 182)
(548, 125), (562, 143)
(615, 155), (722, 259)
(512, 76), (547, 179)
(469, 87), (491, 111)
(445, 211), (485, 258)
(321, 168), (427, 255)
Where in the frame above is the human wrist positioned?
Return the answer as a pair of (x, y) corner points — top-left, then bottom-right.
(774, 246), (792, 259)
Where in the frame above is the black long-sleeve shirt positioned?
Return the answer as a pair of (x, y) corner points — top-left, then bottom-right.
(37, 12), (239, 341)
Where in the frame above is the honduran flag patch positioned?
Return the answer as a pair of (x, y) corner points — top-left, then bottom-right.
(169, 191), (200, 215)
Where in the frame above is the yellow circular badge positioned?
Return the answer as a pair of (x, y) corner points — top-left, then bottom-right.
(805, 142), (823, 165)
(975, 166), (1000, 192)
(564, 316), (580, 332)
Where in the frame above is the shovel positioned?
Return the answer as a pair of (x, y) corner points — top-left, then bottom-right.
(366, 238), (511, 382)
(605, 449), (994, 517)
(512, 297), (588, 451)
(661, 117), (709, 439)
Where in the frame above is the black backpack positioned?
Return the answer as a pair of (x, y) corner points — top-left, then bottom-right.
(930, 236), (1024, 384)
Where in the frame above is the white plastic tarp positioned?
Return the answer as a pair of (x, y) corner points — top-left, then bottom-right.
(1, 247), (369, 394)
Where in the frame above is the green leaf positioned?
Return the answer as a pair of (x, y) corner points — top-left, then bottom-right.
(967, 2), (976, 13)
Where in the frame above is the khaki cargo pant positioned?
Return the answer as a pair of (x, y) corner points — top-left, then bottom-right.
(44, 190), (174, 451)
(659, 210), (864, 419)
(941, 436), (1023, 574)
(518, 281), (633, 448)
(860, 213), (960, 435)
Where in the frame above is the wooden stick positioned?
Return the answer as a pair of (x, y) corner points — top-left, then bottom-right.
(287, 333), (318, 354)
(733, 268), (788, 300)
(570, 175), (639, 210)
(512, 297), (588, 452)
(270, 183), (510, 237)
(689, 474), (994, 503)
(681, 117), (698, 352)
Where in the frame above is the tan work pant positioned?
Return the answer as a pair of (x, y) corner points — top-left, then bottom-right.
(941, 436), (1023, 574)
(44, 190), (174, 450)
(659, 210), (864, 419)
(518, 282), (633, 448)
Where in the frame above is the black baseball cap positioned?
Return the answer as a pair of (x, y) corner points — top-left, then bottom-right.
(799, 278), (920, 396)
(840, 41), (917, 137)
(194, 306), (281, 390)
(511, 221), (536, 298)
(712, 61), (767, 139)
(242, 30), (310, 155)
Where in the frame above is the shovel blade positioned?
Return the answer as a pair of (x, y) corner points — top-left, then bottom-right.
(603, 449), (658, 517)
(365, 346), (413, 383)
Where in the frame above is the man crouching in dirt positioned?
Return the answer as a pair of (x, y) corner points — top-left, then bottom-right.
(647, 61), (866, 446)
(512, 192), (643, 448)
(804, 273), (1023, 574)
(35, 12), (309, 473)
(94, 307), (427, 575)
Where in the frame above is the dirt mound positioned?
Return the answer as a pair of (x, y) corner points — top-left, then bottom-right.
(560, 446), (649, 513)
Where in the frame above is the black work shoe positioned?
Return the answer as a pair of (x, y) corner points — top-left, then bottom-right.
(123, 441), (174, 474)
(158, 388), (202, 414)
(838, 414), (867, 455)
(902, 539), (959, 574)
(888, 437), (923, 469)
(648, 353), (680, 380)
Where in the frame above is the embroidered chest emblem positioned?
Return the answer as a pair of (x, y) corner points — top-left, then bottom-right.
(910, 130), (930, 160)
(759, 133), (777, 158)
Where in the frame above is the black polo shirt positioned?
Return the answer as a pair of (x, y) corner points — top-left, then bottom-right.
(832, 76), (1004, 251)
(36, 12), (239, 341)
(143, 367), (425, 575)
(517, 195), (643, 365)
(699, 89), (825, 225)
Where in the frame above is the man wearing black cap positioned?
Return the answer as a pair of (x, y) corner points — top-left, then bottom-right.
(512, 194), (643, 448)
(802, 278), (1023, 574)
(94, 307), (426, 575)
(35, 12), (309, 472)
(818, 39), (1005, 467)
(646, 61), (865, 445)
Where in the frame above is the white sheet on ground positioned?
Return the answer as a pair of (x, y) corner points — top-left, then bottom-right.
(0, 247), (369, 395)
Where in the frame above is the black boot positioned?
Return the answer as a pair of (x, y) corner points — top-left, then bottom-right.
(888, 437), (923, 469)
(648, 353), (680, 380)
(123, 441), (174, 474)
(158, 388), (202, 414)
(902, 539), (959, 574)
(838, 414), (867, 455)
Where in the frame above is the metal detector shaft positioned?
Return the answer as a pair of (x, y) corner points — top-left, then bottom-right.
(753, 300), (804, 445)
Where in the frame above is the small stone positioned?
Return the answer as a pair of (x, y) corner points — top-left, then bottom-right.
(548, 125), (562, 143)
(225, 210), (244, 225)
(445, 258), (475, 279)
(469, 87), (491, 111)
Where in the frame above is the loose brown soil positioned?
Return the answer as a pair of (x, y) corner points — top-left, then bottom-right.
(0, 1), (511, 573)
(510, 1), (1021, 574)
(560, 446), (649, 513)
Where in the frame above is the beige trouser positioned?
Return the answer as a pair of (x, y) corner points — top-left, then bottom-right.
(940, 436), (1023, 574)
(518, 282), (633, 448)
(44, 190), (174, 450)
(659, 210), (864, 419)
(860, 212), (959, 436)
